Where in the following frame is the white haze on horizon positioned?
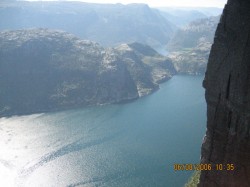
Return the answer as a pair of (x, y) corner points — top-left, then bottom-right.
(21, 0), (227, 8)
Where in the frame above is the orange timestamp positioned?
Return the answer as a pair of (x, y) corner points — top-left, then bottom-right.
(173, 163), (235, 171)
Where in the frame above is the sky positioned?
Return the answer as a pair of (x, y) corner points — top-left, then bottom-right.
(25, 0), (228, 8)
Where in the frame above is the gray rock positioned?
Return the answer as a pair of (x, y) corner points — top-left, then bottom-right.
(167, 16), (220, 51)
(199, 0), (250, 186)
(168, 42), (211, 75)
(167, 16), (220, 75)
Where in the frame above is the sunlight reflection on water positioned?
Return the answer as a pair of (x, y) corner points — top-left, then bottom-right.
(0, 75), (206, 187)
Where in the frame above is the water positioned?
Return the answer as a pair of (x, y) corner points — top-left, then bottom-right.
(0, 75), (206, 187)
(155, 47), (169, 56)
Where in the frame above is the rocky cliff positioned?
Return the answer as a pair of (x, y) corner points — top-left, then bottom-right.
(199, 0), (250, 186)
(167, 16), (220, 74)
(167, 16), (220, 51)
(168, 42), (211, 75)
(0, 28), (175, 117)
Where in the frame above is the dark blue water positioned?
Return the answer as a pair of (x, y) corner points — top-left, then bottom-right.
(0, 75), (206, 187)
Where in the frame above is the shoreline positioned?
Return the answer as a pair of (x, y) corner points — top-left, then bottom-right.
(0, 74), (204, 118)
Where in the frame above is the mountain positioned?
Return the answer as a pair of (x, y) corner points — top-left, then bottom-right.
(158, 8), (207, 27)
(0, 1), (174, 49)
(191, 7), (223, 16)
(0, 28), (176, 117)
(167, 15), (220, 51)
(158, 7), (222, 27)
(199, 0), (250, 186)
(168, 42), (211, 75)
(167, 16), (220, 74)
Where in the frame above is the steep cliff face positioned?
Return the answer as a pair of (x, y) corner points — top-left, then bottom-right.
(0, 29), (175, 117)
(199, 0), (250, 186)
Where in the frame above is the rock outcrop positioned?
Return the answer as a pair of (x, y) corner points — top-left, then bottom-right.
(168, 42), (211, 75)
(167, 16), (220, 51)
(199, 0), (250, 186)
(167, 16), (220, 74)
(0, 28), (176, 117)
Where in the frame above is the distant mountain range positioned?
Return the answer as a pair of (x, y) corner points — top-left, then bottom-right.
(0, 2), (223, 116)
(0, 1), (174, 49)
(0, 28), (176, 116)
(158, 7), (222, 27)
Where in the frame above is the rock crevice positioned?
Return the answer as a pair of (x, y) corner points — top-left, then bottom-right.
(199, 0), (250, 186)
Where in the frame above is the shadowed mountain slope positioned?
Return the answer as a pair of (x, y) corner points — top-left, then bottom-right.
(0, 28), (176, 117)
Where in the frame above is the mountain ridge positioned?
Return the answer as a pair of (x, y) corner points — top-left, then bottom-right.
(0, 28), (176, 117)
(0, 1), (174, 49)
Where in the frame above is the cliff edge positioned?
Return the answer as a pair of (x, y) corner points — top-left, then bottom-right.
(199, 0), (250, 186)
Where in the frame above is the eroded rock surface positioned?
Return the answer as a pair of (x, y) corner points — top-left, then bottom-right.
(199, 0), (250, 186)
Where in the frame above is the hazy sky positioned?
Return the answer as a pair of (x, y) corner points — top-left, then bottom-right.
(26, 0), (228, 8)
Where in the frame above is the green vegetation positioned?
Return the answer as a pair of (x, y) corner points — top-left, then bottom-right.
(185, 171), (201, 187)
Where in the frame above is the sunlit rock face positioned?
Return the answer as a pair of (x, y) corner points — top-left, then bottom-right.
(167, 16), (220, 51)
(0, 28), (176, 117)
(199, 0), (250, 186)
(167, 16), (220, 75)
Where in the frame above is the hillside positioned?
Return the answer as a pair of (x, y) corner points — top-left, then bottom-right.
(0, 28), (176, 117)
(167, 15), (220, 51)
(168, 42), (211, 74)
(167, 16), (220, 74)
